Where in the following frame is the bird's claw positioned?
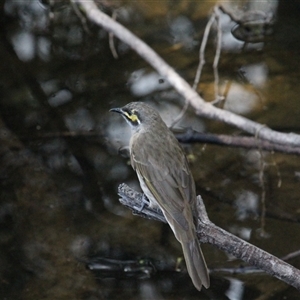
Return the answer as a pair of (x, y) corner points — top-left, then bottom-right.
(134, 194), (150, 212)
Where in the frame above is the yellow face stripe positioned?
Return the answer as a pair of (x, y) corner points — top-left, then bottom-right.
(124, 111), (139, 123)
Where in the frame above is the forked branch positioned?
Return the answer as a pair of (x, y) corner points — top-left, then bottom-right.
(74, 0), (300, 147)
(73, 0), (300, 289)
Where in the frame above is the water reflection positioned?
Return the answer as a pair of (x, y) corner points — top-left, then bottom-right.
(225, 278), (244, 300)
(169, 15), (197, 50)
(128, 69), (171, 97)
(48, 89), (73, 107)
(11, 31), (35, 61)
(239, 63), (268, 88)
(234, 190), (259, 221)
(65, 108), (95, 131)
(5, 0), (48, 31)
(218, 0), (278, 50)
(228, 225), (252, 241)
(1, 0), (300, 298)
(223, 82), (259, 114)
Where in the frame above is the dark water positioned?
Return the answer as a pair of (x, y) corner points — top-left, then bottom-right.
(0, 0), (300, 299)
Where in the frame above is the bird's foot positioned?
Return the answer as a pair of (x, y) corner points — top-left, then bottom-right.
(134, 194), (150, 212)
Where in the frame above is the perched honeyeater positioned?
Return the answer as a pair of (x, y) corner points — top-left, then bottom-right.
(110, 102), (210, 290)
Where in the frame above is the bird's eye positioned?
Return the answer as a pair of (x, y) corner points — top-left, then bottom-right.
(129, 111), (139, 123)
(124, 109), (140, 124)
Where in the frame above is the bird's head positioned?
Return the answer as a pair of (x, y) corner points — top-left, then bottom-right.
(110, 102), (161, 131)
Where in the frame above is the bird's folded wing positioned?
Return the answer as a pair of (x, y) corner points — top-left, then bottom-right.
(131, 148), (195, 232)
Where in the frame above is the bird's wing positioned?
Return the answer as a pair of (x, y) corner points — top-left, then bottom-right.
(130, 134), (196, 232)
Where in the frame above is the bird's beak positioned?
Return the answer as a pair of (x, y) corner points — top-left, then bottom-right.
(109, 108), (123, 115)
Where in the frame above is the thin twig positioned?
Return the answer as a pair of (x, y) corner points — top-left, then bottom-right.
(270, 152), (282, 188)
(193, 13), (215, 90)
(212, 6), (223, 103)
(169, 100), (189, 128)
(71, 0), (91, 34)
(258, 151), (268, 237)
(109, 9), (119, 59)
(281, 250), (300, 262)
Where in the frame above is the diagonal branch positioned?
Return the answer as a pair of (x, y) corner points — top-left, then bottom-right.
(75, 0), (300, 147)
(74, 0), (300, 290)
(118, 183), (300, 290)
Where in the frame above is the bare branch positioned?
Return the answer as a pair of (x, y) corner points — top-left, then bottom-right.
(118, 183), (300, 290)
(169, 100), (189, 128)
(117, 183), (167, 224)
(74, 0), (300, 147)
(175, 132), (300, 155)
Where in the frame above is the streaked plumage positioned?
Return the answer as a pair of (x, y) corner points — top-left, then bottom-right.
(110, 102), (210, 290)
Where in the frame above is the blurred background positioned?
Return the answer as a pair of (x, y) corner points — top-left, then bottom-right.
(0, 0), (300, 299)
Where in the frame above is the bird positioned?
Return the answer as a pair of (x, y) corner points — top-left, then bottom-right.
(110, 102), (210, 290)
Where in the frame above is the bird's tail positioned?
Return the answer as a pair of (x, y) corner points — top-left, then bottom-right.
(181, 239), (210, 291)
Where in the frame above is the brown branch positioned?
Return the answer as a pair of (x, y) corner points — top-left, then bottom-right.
(175, 132), (300, 155)
(118, 183), (300, 290)
(74, 0), (300, 147)
(17, 129), (300, 155)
